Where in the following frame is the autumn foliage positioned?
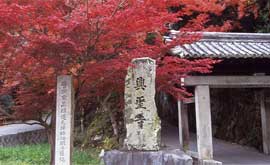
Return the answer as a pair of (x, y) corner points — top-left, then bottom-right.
(0, 0), (258, 163)
(0, 0), (257, 121)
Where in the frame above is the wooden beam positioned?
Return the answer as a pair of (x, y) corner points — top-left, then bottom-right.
(184, 76), (270, 88)
(195, 85), (213, 160)
(260, 91), (270, 154)
(177, 101), (190, 151)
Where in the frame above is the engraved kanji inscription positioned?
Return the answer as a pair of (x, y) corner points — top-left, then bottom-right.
(135, 96), (146, 109)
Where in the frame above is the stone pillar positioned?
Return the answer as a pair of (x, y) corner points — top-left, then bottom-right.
(195, 85), (213, 160)
(103, 58), (193, 165)
(124, 57), (161, 151)
(260, 90), (270, 155)
(177, 101), (189, 151)
(55, 76), (75, 165)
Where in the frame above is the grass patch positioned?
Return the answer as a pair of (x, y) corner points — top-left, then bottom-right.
(0, 143), (100, 165)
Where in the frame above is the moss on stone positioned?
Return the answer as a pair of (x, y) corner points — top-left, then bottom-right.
(81, 111), (122, 150)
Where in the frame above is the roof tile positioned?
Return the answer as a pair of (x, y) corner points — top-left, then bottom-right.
(171, 32), (270, 58)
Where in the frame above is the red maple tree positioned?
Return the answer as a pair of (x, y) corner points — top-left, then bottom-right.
(0, 0), (256, 164)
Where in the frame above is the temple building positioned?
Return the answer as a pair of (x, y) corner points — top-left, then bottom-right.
(160, 32), (270, 164)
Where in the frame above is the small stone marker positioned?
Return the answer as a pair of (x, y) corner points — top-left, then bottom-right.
(55, 75), (75, 165)
(124, 57), (161, 150)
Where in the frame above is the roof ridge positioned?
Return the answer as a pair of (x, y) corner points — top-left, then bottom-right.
(169, 30), (270, 41)
(198, 40), (270, 43)
(202, 32), (270, 41)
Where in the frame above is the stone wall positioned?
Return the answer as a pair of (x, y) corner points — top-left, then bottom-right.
(157, 89), (263, 151)
(0, 129), (47, 147)
(210, 88), (262, 151)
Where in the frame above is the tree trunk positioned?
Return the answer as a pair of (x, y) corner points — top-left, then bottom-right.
(108, 110), (118, 137)
(101, 93), (119, 138)
(47, 110), (56, 165)
(47, 127), (55, 165)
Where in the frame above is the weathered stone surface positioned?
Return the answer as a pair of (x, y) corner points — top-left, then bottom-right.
(0, 129), (47, 147)
(55, 75), (75, 165)
(200, 160), (222, 165)
(103, 149), (193, 165)
(124, 57), (161, 151)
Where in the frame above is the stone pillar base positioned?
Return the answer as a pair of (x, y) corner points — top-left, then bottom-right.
(200, 160), (222, 165)
(102, 149), (193, 165)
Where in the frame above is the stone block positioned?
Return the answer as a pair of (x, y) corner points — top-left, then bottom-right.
(103, 149), (193, 165)
(200, 160), (222, 165)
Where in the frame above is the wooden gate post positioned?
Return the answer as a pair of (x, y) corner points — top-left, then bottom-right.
(260, 90), (270, 155)
(195, 85), (213, 160)
(177, 101), (190, 151)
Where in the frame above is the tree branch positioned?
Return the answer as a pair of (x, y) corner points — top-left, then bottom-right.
(0, 106), (15, 120)
(111, 0), (127, 17)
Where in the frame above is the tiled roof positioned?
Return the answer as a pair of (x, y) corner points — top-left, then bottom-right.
(171, 32), (270, 58)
